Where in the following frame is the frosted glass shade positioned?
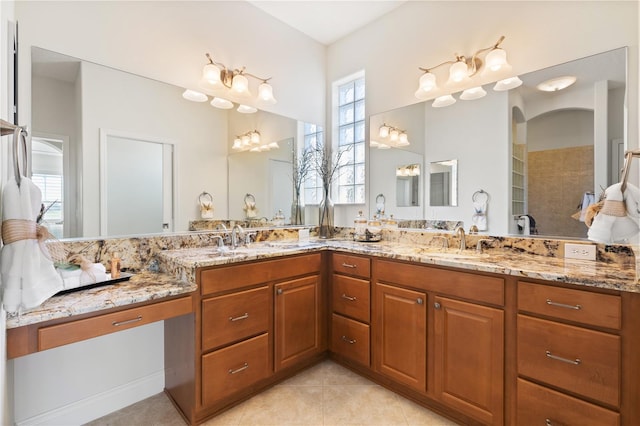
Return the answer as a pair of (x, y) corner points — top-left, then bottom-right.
(237, 104), (257, 114)
(202, 63), (221, 84)
(379, 125), (390, 138)
(447, 61), (471, 86)
(232, 74), (251, 96)
(182, 89), (208, 102)
(432, 94), (456, 108)
(460, 86), (487, 100)
(210, 97), (233, 109)
(494, 76), (523, 91)
(485, 48), (508, 71)
(258, 83), (277, 104)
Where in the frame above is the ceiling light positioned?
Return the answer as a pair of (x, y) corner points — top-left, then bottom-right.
(237, 104), (257, 114)
(182, 89), (208, 102)
(210, 97), (233, 109)
(232, 130), (279, 153)
(416, 35), (520, 106)
(460, 86), (487, 100)
(536, 75), (577, 92)
(432, 94), (456, 108)
(494, 76), (523, 91)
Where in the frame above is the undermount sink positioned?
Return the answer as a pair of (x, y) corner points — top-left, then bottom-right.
(417, 249), (486, 260)
(265, 241), (322, 249)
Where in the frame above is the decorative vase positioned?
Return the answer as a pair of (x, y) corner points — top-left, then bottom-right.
(318, 187), (334, 239)
(291, 193), (305, 225)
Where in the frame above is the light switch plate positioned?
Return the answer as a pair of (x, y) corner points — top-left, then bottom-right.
(564, 243), (596, 261)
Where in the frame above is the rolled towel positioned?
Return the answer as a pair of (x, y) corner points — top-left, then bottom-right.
(588, 183), (640, 243)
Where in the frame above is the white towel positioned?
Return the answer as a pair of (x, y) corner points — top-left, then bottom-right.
(588, 182), (640, 244)
(57, 263), (108, 290)
(472, 201), (488, 231)
(0, 177), (63, 313)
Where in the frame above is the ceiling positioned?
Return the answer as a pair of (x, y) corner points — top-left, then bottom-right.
(247, 1), (407, 45)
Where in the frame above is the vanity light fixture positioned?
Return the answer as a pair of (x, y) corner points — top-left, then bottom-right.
(396, 164), (421, 177)
(231, 130), (279, 153)
(536, 75), (577, 92)
(375, 124), (410, 149)
(182, 52), (277, 113)
(415, 36), (521, 107)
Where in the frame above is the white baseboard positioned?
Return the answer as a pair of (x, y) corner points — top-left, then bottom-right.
(15, 371), (164, 426)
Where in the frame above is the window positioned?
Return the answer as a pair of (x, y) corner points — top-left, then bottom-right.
(31, 173), (63, 239)
(334, 73), (365, 204)
(302, 122), (324, 205)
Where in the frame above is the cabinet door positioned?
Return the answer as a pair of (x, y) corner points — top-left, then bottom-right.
(433, 296), (504, 425)
(373, 282), (426, 392)
(274, 274), (322, 371)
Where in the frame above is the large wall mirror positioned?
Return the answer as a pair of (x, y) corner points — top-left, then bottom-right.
(30, 47), (306, 239)
(369, 47), (627, 240)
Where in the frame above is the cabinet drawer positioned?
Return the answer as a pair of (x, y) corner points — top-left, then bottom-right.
(332, 253), (371, 279)
(201, 333), (271, 406)
(517, 315), (620, 407)
(331, 313), (370, 366)
(200, 253), (321, 295)
(518, 281), (621, 329)
(332, 274), (370, 323)
(38, 296), (193, 351)
(517, 379), (619, 426)
(202, 286), (270, 351)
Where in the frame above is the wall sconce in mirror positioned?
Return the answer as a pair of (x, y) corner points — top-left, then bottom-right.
(370, 123), (410, 149)
(182, 52), (277, 113)
(415, 36), (522, 107)
(232, 130), (280, 153)
(430, 159), (458, 207)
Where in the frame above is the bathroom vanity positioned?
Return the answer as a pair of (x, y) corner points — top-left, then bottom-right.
(6, 233), (640, 426)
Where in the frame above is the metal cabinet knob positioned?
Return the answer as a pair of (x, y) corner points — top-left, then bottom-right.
(417, 298), (424, 305)
(276, 288), (283, 295)
(434, 302), (441, 309)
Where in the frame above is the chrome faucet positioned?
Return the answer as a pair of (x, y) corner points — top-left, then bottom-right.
(211, 235), (225, 249)
(476, 238), (495, 253)
(454, 226), (466, 251)
(231, 224), (244, 249)
(215, 223), (228, 232)
(431, 236), (448, 249)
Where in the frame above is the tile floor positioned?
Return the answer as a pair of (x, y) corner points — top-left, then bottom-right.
(85, 360), (458, 426)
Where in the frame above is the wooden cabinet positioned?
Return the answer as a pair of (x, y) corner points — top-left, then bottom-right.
(165, 253), (325, 425)
(371, 258), (505, 425)
(330, 252), (371, 367)
(433, 296), (504, 425)
(373, 281), (426, 391)
(274, 275), (323, 371)
(516, 280), (622, 423)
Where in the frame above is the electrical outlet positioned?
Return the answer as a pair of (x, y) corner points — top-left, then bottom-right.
(564, 243), (596, 261)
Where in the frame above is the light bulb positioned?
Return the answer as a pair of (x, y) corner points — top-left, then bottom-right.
(432, 94), (456, 108)
(182, 89), (207, 102)
(398, 132), (409, 146)
(241, 135), (250, 146)
(210, 97), (233, 109)
(460, 86), (487, 100)
(447, 60), (470, 85)
(390, 129), (399, 141)
(484, 48), (508, 72)
(232, 138), (243, 150)
(258, 83), (277, 104)
(418, 72), (437, 93)
(231, 74), (250, 96)
(250, 131), (260, 145)
(202, 63), (220, 84)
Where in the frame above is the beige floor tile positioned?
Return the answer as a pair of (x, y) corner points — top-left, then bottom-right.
(321, 361), (372, 386)
(84, 393), (185, 426)
(397, 398), (458, 426)
(236, 385), (324, 425)
(323, 385), (408, 425)
(277, 361), (326, 387)
(200, 402), (246, 426)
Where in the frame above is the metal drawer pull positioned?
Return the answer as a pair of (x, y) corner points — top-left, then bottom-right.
(341, 294), (357, 301)
(229, 313), (249, 322)
(546, 351), (581, 365)
(112, 316), (142, 327)
(341, 335), (357, 344)
(546, 299), (582, 310)
(341, 262), (357, 268)
(228, 362), (249, 374)
(545, 419), (553, 426)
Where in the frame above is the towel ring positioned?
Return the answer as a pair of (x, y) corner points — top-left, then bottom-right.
(13, 126), (28, 187)
(244, 193), (256, 208)
(472, 189), (489, 203)
(198, 191), (213, 206)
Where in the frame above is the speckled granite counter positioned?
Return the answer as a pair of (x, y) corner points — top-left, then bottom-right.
(6, 271), (196, 329)
(158, 239), (639, 294)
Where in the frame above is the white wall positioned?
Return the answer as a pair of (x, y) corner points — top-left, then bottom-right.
(327, 0), (639, 227)
(15, 1), (326, 125)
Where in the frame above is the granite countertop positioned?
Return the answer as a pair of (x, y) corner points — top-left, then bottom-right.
(6, 271), (196, 329)
(158, 239), (639, 294)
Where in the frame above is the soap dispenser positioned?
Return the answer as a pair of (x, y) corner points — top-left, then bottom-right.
(354, 210), (367, 241)
(110, 252), (121, 279)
